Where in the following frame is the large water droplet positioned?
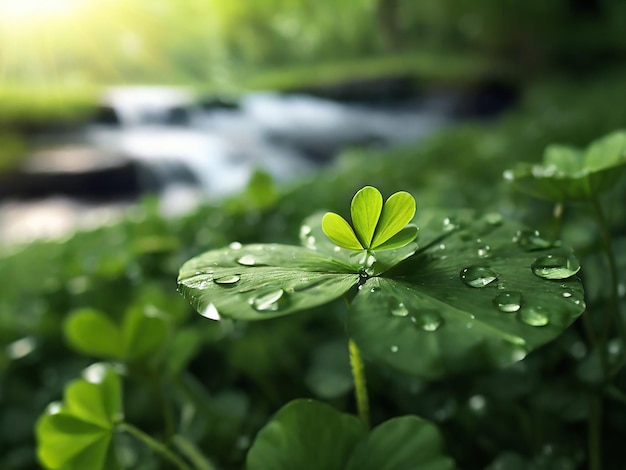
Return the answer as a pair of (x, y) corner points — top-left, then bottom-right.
(391, 302), (409, 317)
(214, 275), (241, 286)
(229, 242), (243, 250)
(518, 306), (549, 327)
(460, 266), (498, 288)
(494, 291), (522, 313)
(531, 255), (580, 279)
(237, 254), (256, 266)
(411, 310), (443, 332)
(514, 229), (552, 251)
(200, 303), (221, 321)
(250, 289), (286, 312)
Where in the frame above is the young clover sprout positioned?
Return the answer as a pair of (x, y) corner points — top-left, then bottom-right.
(322, 186), (418, 252)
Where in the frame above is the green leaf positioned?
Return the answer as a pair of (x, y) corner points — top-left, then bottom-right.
(374, 224), (419, 251)
(345, 416), (455, 470)
(122, 307), (168, 360)
(246, 399), (366, 470)
(371, 191), (416, 249)
(64, 309), (125, 360)
(178, 244), (359, 320)
(36, 363), (122, 470)
(505, 130), (626, 201)
(64, 308), (168, 361)
(322, 212), (364, 250)
(351, 186), (383, 248)
(247, 400), (455, 470)
(348, 213), (585, 378)
(303, 213), (417, 276)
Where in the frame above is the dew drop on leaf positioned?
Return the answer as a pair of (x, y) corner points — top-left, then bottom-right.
(391, 302), (409, 317)
(483, 213), (503, 226)
(237, 254), (256, 266)
(460, 266), (498, 288)
(390, 345), (399, 353)
(531, 255), (580, 279)
(477, 245), (491, 258)
(562, 291), (572, 298)
(214, 275), (241, 285)
(249, 289), (286, 312)
(518, 306), (549, 327)
(493, 291), (522, 313)
(229, 242), (243, 250)
(200, 303), (222, 321)
(411, 309), (443, 332)
(514, 229), (553, 251)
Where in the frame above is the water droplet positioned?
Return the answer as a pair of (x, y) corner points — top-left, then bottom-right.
(531, 255), (580, 279)
(460, 266), (498, 288)
(390, 345), (399, 353)
(514, 229), (552, 251)
(411, 310), (443, 332)
(214, 275), (241, 285)
(438, 243), (446, 250)
(250, 289), (286, 312)
(229, 242), (243, 250)
(391, 302), (409, 317)
(483, 213), (503, 226)
(494, 291), (522, 313)
(237, 254), (256, 266)
(300, 225), (312, 237)
(562, 291), (572, 298)
(5, 336), (37, 360)
(477, 245), (491, 258)
(518, 306), (549, 327)
(200, 303), (222, 321)
(305, 236), (316, 249)
(468, 394), (487, 413)
(503, 169), (514, 181)
(333, 246), (341, 252)
(370, 286), (380, 293)
(442, 217), (458, 232)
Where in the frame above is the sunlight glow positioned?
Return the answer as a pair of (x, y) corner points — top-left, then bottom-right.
(0, 0), (84, 19)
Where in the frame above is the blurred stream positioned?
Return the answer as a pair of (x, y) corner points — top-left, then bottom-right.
(0, 85), (459, 245)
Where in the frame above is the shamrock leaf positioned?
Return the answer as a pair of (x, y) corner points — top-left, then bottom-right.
(246, 399), (455, 470)
(322, 186), (418, 251)
(36, 363), (122, 470)
(179, 202), (585, 377)
(64, 307), (168, 361)
(504, 130), (626, 201)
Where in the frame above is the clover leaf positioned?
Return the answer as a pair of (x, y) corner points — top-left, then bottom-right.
(36, 363), (122, 470)
(64, 307), (168, 361)
(504, 130), (626, 201)
(322, 186), (418, 251)
(246, 399), (455, 470)
(178, 187), (585, 378)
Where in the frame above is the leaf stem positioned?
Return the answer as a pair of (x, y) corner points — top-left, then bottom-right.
(118, 422), (190, 470)
(588, 394), (602, 470)
(591, 196), (625, 357)
(553, 201), (564, 238)
(348, 338), (370, 429)
(172, 434), (217, 470)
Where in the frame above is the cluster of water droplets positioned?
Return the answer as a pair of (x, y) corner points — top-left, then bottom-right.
(388, 298), (444, 333)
